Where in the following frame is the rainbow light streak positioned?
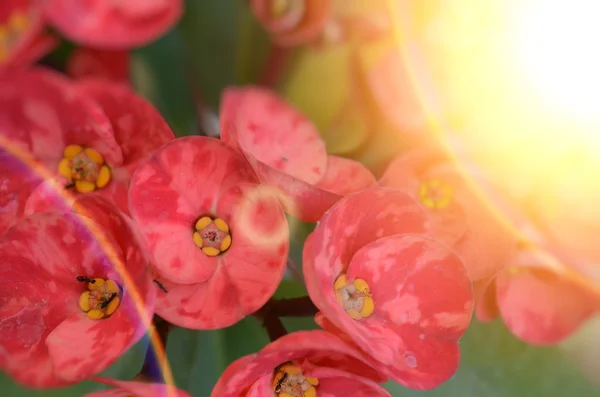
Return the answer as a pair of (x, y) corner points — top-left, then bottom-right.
(0, 135), (177, 396)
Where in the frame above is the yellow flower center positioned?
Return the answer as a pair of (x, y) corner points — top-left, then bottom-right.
(192, 216), (232, 256)
(58, 144), (112, 193)
(77, 276), (122, 320)
(333, 274), (375, 320)
(272, 362), (319, 397)
(0, 11), (31, 63)
(418, 178), (453, 210)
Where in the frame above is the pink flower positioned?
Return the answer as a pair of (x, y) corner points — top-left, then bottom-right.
(250, 0), (332, 47)
(0, 67), (174, 226)
(128, 136), (289, 329)
(211, 330), (390, 397)
(85, 377), (193, 397)
(43, 0), (183, 49)
(66, 47), (130, 84)
(0, 195), (155, 388)
(379, 149), (518, 281)
(220, 86), (377, 222)
(303, 187), (474, 390)
(0, 0), (57, 75)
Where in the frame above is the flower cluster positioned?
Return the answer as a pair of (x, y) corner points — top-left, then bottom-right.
(1, 1), (599, 397)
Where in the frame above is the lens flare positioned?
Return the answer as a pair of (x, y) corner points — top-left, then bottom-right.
(0, 136), (177, 395)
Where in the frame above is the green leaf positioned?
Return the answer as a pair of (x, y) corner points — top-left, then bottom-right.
(384, 319), (599, 396)
(0, 339), (147, 396)
(177, 0), (270, 112)
(131, 27), (198, 138)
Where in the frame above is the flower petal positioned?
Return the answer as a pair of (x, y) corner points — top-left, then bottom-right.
(315, 155), (377, 196)
(154, 266), (244, 330)
(221, 86), (328, 184)
(43, 0), (183, 48)
(76, 80), (174, 168)
(0, 211), (120, 386)
(0, 148), (44, 235)
(305, 366), (391, 397)
(67, 48), (130, 83)
(0, 1), (56, 74)
(87, 377), (194, 397)
(496, 266), (599, 345)
(0, 67), (122, 167)
(303, 188), (428, 328)
(129, 137), (257, 284)
(474, 275), (500, 322)
(345, 234), (472, 367)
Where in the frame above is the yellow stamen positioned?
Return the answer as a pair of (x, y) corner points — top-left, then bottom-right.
(64, 144), (83, 159)
(195, 216), (213, 230)
(84, 148), (104, 164)
(96, 165), (111, 188)
(333, 274), (348, 290)
(353, 278), (370, 293)
(359, 296), (375, 317)
(220, 235), (232, 251)
(87, 309), (105, 320)
(418, 178), (454, 210)
(9, 12), (29, 32)
(270, 0), (289, 18)
(58, 158), (72, 179)
(214, 218), (229, 233)
(78, 291), (91, 312)
(88, 278), (105, 290)
(105, 296), (120, 316)
(307, 377), (319, 386)
(105, 279), (120, 294)
(192, 232), (204, 248)
(279, 363), (302, 375)
(202, 247), (221, 257)
(75, 180), (96, 193)
(304, 387), (316, 397)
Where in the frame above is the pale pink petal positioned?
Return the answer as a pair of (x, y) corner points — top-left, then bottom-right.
(315, 155), (377, 195)
(44, 0), (183, 48)
(496, 267), (599, 345)
(129, 137), (257, 284)
(474, 275), (500, 322)
(0, 67), (122, 168)
(220, 86), (328, 184)
(303, 188), (428, 330)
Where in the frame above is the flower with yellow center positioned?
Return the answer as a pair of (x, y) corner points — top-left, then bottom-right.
(58, 144), (112, 193)
(192, 216), (232, 256)
(77, 276), (122, 320)
(333, 274), (374, 320)
(272, 362), (319, 397)
(418, 178), (454, 210)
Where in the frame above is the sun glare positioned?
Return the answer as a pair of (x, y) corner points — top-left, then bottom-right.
(514, 0), (600, 124)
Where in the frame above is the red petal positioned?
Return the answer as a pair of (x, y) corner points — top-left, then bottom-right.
(0, 67), (122, 168)
(306, 366), (391, 397)
(43, 0), (183, 48)
(0, 149), (44, 235)
(76, 80), (174, 168)
(129, 137), (258, 284)
(496, 267), (599, 345)
(212, 330), (386, 397)
(0, 211), (119, 386)
(88, 377), (194, 397)
(303, 188), (428, 325)
(221, 86), (375, 222)
(315, 155), (377, 195)
(221, 86), (328, 184)
(67, 48), (130, 83)
(346, 234), (471, 366)
(0, 1), (56, 74)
